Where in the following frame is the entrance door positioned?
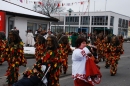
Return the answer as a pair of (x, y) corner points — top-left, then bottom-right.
(9, 20), (14, 31)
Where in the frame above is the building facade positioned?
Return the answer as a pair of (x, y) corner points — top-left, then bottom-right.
(51, 11), (130, 38)
(0, 0), (58, 44)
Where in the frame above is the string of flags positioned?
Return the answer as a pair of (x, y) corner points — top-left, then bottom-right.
(52, 3), (89, 16)
(4, 0), (90, 16)
(5, 0), (90, 7)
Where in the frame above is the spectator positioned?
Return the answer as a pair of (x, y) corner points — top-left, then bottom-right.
(26, 30), (35, 47)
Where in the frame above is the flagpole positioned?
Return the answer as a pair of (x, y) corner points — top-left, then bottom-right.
(104, 0), (107, 37)
(88, 0), (90, 39)
(81, 2), (85, 33)
(92, 1), (95, 34)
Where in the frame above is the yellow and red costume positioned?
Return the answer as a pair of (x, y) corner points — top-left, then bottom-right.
(59, 43), (72, 74)
(0, 40), (6, 64)
(109, 44), (120, 76)
(96, 38), (104, 61)
(103, 43), (111, 68)
(4, 41), (27, 86)
(35, 43), (45, 61)
(42, 49), (62, 86)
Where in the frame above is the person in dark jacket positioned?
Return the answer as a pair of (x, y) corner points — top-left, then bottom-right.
(13, 64), (43, 86)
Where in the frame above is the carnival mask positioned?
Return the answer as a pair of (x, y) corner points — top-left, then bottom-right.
(46, 37), (53, 48)
(9, 32), (15, 42)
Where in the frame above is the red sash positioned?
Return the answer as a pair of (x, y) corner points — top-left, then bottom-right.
(86, 57), (102, 84)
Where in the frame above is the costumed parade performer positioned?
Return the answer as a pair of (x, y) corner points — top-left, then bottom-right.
(0, 31), (6, 65)
(109, 36), (121, 76)
(40, 35), (62, 86)
(95, 34), (105, 62)
(103, 35), (111, 68)
(59, 35), (72, 74)
(35, 34), (46, 61)
(3, 30), (27, 86)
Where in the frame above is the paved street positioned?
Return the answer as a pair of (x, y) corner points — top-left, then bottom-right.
(0, 43), (130, 86)
(59, 42), (130, 86)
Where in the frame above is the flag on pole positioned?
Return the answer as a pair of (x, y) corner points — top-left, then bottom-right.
(20, 0), (23, 3)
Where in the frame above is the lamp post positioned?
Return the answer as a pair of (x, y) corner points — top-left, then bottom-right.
(67, 8), (73, 34)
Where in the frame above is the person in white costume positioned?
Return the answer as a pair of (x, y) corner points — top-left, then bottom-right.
(26, 30), (35, 47)
(72, 37), (93, 86)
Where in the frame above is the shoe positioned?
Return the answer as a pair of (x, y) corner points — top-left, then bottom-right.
(64, 71), (66, 74)
(111, 73), (115, 76)
(0, 63), (2, 65)
(105, 64), (109, 68)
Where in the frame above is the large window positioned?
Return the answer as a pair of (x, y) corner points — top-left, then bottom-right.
(118, 18), (122, 27)
(118, 18), (128, 28)
(125, 20), (128, 28)
(27, 22), (47, 34)
(65, 26), (78, 33)
(92, 16), (108, 25)
(110, 16), (114, 26)
(51, 26), (64, 33)
(66, 16), (79, 23)
(27, 22), (37, 34)
(81, 16), (90, 25)
(41, 24), (47, 30)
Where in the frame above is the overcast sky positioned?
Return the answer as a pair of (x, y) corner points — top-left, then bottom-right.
(6, 0), (130, 16)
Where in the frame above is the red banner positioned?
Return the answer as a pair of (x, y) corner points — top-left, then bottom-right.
(0, 11), (6, 32)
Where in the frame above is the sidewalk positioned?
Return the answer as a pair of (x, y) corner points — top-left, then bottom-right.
(0, 65), (72, 86)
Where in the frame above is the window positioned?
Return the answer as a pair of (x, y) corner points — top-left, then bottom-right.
(91, 16), (108, 25)
(118, 18), (122, 27)
(110, 16), (114, 26)
(81, 16), (90, 25)
(66, 16), (79, 23)
(27, 22), (47, 34)
(27, 22), (37, 34)
(41, 24), (47, 31)
(51, 26), (63, 33)
(125, 20), (128, 28)
(65, 26), (78, 33)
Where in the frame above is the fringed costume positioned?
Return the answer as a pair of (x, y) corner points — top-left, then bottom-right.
(41, 35), (62, 86)
(4, 30), (27, 86)
(35, 35), (46, 61)
(59, 43), (71, 74)
(0, 32), (7, 65)
(35, 43), (45, 61)
(96, 38), (104, 62)
(0, 40), (6, 65)
(109, 36), (120, 76)
(58, 35), (72, 74)
(104, 42), (111, 68)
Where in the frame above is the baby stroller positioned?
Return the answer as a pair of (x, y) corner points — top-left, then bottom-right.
(37, 64), (51, 86)
(12, 63), (51, 86)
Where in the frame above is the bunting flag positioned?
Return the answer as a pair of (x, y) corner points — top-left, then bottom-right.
(13, 0), (88, 7)
(20, 0), (22, 3)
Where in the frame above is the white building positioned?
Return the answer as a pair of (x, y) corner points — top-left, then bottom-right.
(0, 0), (58, 43)
(51, 11), (130, 38)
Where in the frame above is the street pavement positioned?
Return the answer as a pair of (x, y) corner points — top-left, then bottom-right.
(0, 43), (130, 86)
(59, 42), (130, 86)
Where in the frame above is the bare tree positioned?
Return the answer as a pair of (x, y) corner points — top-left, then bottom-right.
(33, 0), (65, 16)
